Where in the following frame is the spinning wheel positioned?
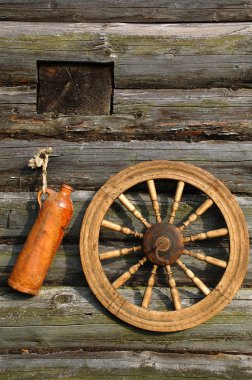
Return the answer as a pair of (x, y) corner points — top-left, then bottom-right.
(80, 161), (249, 332)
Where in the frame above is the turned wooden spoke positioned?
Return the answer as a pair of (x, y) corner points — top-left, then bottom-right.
(179, 198), (214, 231)
(176, 259), (210, 296)
(165, 265), (182, 310)
(169, 181), (185, 224)
(118, 193), (151, 228)
(147, 180), (162, 223)
(142, 265), (158, 309)
(101, 219), (144, 238)
(184, 228), (228, 244)
(112, 257), (147, 289)
(99, 245), (142, 261)
(183, 249), (227, 269)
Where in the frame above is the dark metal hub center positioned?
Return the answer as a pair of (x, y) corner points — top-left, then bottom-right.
(143, 223), (184, 266)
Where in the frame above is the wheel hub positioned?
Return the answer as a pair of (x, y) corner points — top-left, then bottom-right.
(143, 223), (184, 266)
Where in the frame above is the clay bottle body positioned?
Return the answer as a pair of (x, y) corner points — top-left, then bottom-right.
(8, 184), (73, 295)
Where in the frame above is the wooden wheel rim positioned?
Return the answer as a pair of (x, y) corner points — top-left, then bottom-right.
(80, 161), (249, 332)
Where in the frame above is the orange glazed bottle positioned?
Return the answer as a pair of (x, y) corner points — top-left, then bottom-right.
(8, 184), (74, 295)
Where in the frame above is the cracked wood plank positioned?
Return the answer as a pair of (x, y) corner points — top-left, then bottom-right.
(0, 351), (251, 379)
(0, 140), (251, 193)
(0, 87), (251, 140)
(0, 22), (251, 88)
(0, 286), (251, 353)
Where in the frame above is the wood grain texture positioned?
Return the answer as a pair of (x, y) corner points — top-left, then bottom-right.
(0, 1), (252, 23)
(0, 22), (251, 88)
(0, 286), (251, 353)
(37, 62), (113, 115)
(0, 140), (251, 193)
(0, 351), (251, 380)
(0, 191), (235, 240)
(1, 87), (251, 141)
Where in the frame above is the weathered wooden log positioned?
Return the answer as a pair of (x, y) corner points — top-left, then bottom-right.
(0, 192), (251, 241)
(1, 87), (251, 140)
(0, 192), (250, 286)
(0, 23), (251, 88)
(0, 286), (251, 353)
(1, 241), (251, 287)
(0, 140), (251, 193)
(0, 351), (251, 379)
(1, 1), (252, 23)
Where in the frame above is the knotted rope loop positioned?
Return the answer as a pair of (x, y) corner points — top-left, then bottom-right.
(28, 147), (52, 194)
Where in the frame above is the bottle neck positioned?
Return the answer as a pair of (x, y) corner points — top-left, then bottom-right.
(60, 184), (73, 196)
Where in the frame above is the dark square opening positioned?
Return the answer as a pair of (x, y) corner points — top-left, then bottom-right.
(37, 62), (114, 115)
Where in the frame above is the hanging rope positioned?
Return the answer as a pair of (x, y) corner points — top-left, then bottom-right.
(28, 147), (52, 194)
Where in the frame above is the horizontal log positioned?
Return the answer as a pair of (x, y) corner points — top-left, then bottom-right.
(0, 140), (251, 193)
(0, 191), (90, 241)
(0, 190), (251, 287)
(1, 87), (251, 140)
(1, 192), (251, 286)
(1, 191), (240, 240)
(0, 351), (251, 380)
(0, 286), (251, 353)
(0, 22), (251, 88)
(2, 241), (251, 287)
(0, 1), (252, 23)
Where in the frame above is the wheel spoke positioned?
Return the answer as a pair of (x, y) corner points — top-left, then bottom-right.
(176, 259), (210, 295)
(183, 249), (227, 269)
(112, 257), (147, 289)
(118, 193), (151, 228)
(142, 265), (158, 309)
(179, 198), (213, 231)
(169, 181), (185, 224)
(101, 219), (144, 238)
(184, 228), (228, 244)
(147, 180), (162, 223)
(99, 245), (142, 261)
(165, 265), (182, 310)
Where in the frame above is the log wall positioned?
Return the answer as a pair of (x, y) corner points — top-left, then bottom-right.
(0, 1), (252, 23)
(0, 1), (251, 378)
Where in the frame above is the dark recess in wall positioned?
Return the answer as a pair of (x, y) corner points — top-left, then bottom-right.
(37, 61), (114, 116)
